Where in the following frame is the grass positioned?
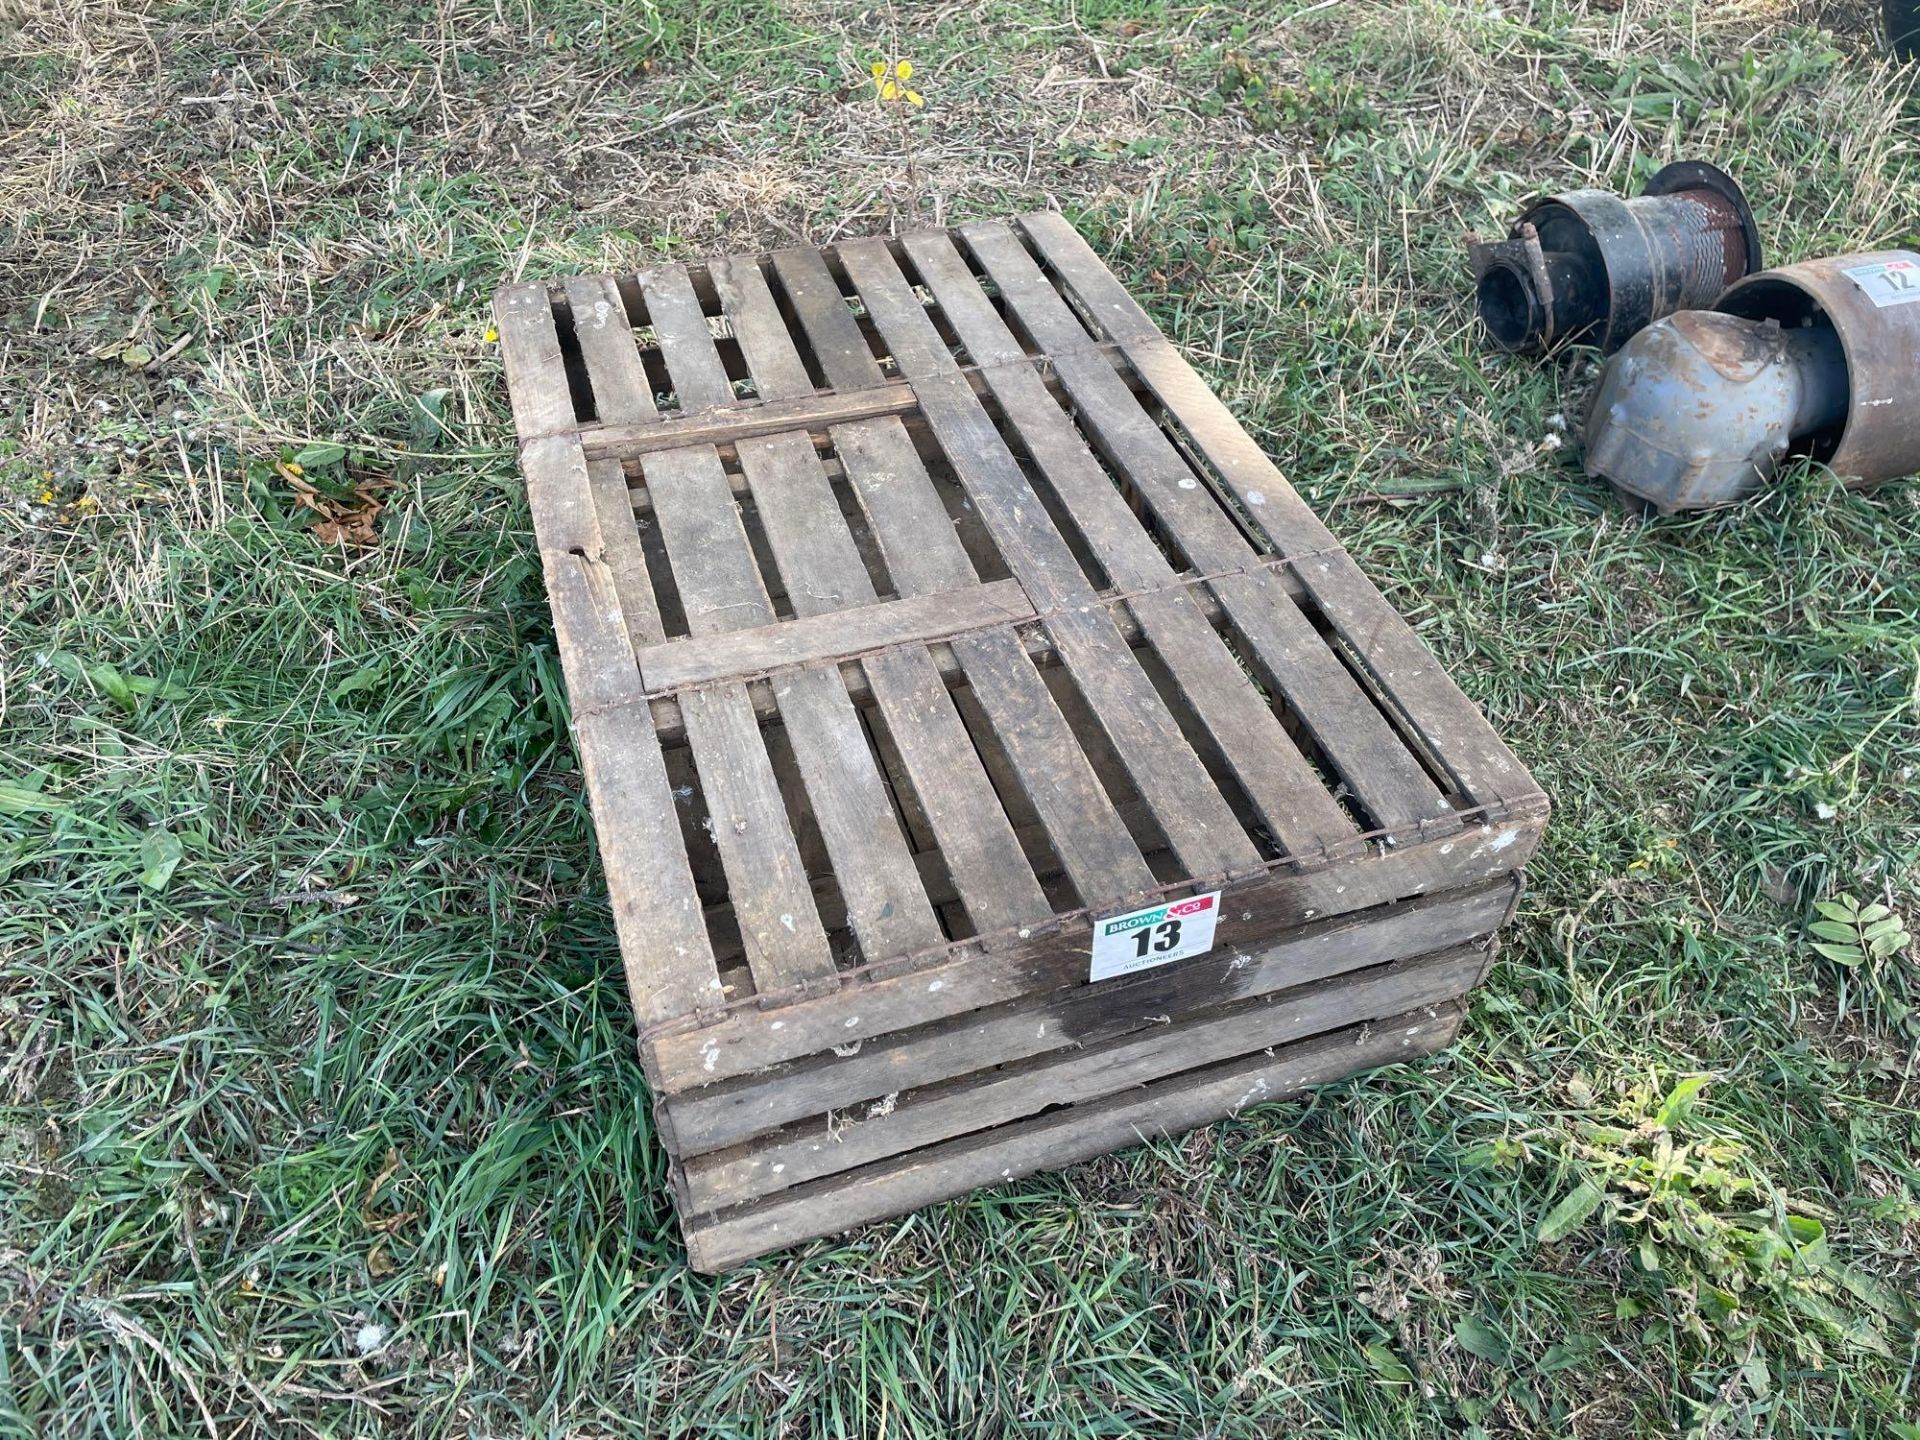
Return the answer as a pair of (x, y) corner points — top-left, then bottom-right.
(3, 0), (1919, 1434)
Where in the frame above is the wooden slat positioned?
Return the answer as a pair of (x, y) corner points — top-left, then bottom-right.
(679, 1001), (1465, 1270)
(710, 255), (816, 401)
(765, 666), (945, 963)
(583, 383), (916, 458)
(561, 275), (658, 424)
(714, 274), (1055, 939)
(576, 352), (1145, 462)
(637, 578), (1033, 692)
(491, 283), (721, 1028)
(640, 443), (838, 993)
(904, 229), (1366, 855)
(639, 264), (736, 410)
(837, 237), (1265, 882)
(1001, 212), (1165, 346)
(1014, 211), (1545, 815)
(639, 447), (770, 631)
(859, 647), (1054, 935)
(770, 246), (889, 390)
(937, 225), (1459, 838)
(495, 282), (576, 437)
(828, 419), (976, 593)
(676, 686), (836, 994)
(943, 627), (1157, 908)
(683, 942), (1483, 1209)
(671, 879), (1512, 1152)
(585, 458), (663, 653)
(644, 812), (1541, 1088)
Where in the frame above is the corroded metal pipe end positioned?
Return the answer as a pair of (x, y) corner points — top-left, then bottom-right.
(1715, 251), (1920, 487)
(1472, 161), (1762, 355)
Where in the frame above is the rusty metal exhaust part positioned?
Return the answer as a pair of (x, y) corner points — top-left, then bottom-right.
(1469, 161), (1762, 354)
(1892, 0), (1920, 59)
(1584, 251), (1920, 512)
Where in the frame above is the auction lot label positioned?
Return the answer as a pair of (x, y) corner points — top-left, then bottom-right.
(1089, 891), (1222, 981)
(1843, 258), (1920, 308)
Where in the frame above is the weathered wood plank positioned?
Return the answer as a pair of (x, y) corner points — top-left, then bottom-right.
(639, 263), (737, 410)
(1005, 209), (1164, 346)
(679, 1001), (1466, 1270)
(860, 646), (1054, 935)
(636, 578), (1033, 693)
(573, 353), (1142, 460)
(677, 686), (837, 995)
(943, 627), (1158, 909)
(671, 879), (1512, 1152)
(581, 384), (915, 456)
(769, 246), (889, 390)
(492, 284), (721, 1028)
(766, 666), (946, 963)
(562, 275), (658, 424)
(640, 446), (771, 633)
(827, 419), (976, 593)
(585, 458), (664, 653)
(494, 283), (577, 436)
(711, 255), (817, 401)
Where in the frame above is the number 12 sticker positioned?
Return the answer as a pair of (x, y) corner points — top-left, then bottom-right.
(1089, 891), (1222, 981)
(1843, 258), (1920, 308)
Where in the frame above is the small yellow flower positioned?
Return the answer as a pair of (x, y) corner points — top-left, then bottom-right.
(870, 58), (923, 108)
(39, 489), (53, 504)
(483, 325), (499, 343)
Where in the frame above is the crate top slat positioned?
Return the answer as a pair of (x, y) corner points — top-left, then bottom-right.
(493, 213), (1548, 1072)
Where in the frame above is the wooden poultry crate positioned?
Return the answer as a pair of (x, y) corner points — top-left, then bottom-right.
(494, 212), (1547, 1272)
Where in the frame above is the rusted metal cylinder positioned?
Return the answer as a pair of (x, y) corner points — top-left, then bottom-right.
(1470, 161), (1762, 354)
(1715, 252), (1920, 486)
(1892, 0), (1920, 59)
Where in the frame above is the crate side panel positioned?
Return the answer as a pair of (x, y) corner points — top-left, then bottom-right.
(680, 1000), (1466, 1272)
(667, 877), (1514, 1152)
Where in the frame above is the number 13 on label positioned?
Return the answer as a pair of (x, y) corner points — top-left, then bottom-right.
(1089, 891), (1223, 981)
